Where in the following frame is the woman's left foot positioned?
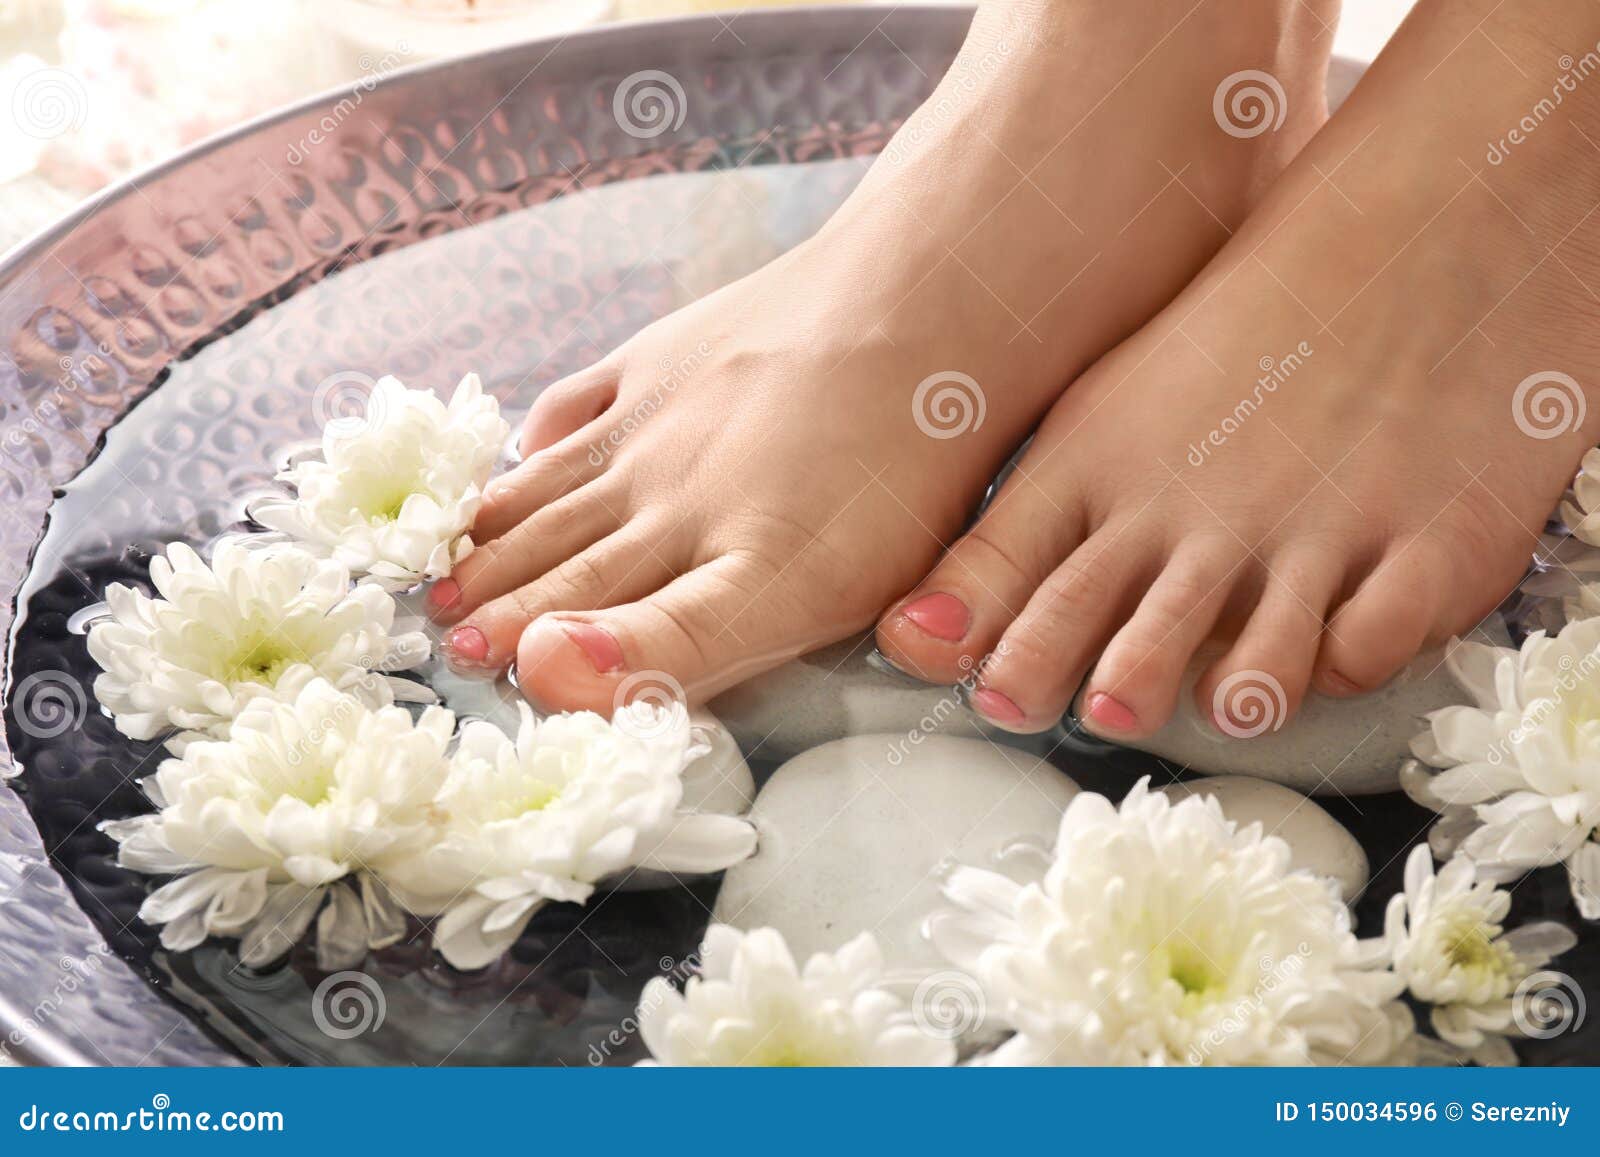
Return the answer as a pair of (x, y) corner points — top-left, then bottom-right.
(879, 0), (1600, 738)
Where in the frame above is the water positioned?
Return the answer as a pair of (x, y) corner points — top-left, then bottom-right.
(4, 141), (1595, 1066)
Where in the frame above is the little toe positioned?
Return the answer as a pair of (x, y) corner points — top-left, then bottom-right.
(429, 489), (621, 624)
(1198, 549), (1342, 737)
(1313, 546), (1446, 696)
(516, 555), (833, 714)
(441, 527), (677, 673)
(972, 528), (1156, 734)
(1078, 539), (1244, 739)
(876, 484), (1085, 684)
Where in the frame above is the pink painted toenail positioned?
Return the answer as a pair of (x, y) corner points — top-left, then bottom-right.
(563, 621), (625, 674)
(1085, 691), (1137, 732)
(428, 578), (461, 611)
(972, 687), (1025, 725)
(446, 625), (488, 664)
(899, 592), (969, 642)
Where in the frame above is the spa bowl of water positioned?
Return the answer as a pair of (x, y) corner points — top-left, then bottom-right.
(0, 5), (1592, 1066)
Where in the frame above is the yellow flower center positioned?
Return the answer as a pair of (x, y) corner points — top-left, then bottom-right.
(224, 635), (298, 686)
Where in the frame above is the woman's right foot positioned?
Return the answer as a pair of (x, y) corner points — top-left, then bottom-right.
(431, 0), (1336, 713)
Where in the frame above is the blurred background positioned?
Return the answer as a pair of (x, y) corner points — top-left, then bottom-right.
(0, 0), (1414, 252)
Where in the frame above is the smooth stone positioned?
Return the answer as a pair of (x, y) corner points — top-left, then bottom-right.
(1157, 776), (1368, 902)
(713, 734), (1080, 980)
(709, 634), (1022, 762)
(1106, 617), (1512, 795)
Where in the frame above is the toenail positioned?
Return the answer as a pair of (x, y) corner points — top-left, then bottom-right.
(1085, 691), (1137, 733)
(972, 687), (1026, 726)
(1324, 670), (1362, 695)
(562, 621), (625, 674)
(445, 625), (488, 664)
(899, 592), (970, 642)
(428, 578), (461, 611)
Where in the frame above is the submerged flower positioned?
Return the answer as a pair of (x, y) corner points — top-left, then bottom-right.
(101, 679), (453, 968)
(929, 780), (1411, 1066)
(384, 702), (757, 970)
(636, 925), (956, 1066)
(1385, 845), (1575, 1066)
(253, 372), (509, 588)
(87, 539), (431, 745)
(1406, 619), (1600, 918)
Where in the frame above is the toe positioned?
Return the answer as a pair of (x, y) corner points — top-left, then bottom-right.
(971, 526), (1156, 733)
(429, 487), (620, 623)
(1313, 546), (1442, 696)
(517, 554), (853, 714)
(441, 524), (678, 672)
(518, 362), (618, 457)
(473, 436), (612, 545)
(1078, 537), (1245, 739)
(876, 478), (1085, 683)
(1197, 547), (1343, 736)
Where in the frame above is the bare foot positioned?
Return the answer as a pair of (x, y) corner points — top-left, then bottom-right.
(430, 0), (1334, 712)
(879, 0), (1600, 737)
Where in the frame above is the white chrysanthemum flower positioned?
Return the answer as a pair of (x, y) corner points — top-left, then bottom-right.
(384, 702), (757, 970)
(636, 925), (956, 1066)
(1560, 446), (1600, 548)
(253, 373), (509, 589)
(87, 539), (431, 745)
(1385, 845), (1575, 1066)
(929, 780), (1412, 1066)
(1405, 619), (1600, 919)
(101, 679), (453, 969)
(1520, 531), (1600, 628)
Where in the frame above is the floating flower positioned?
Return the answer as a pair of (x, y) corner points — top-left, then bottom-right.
(1406, 618), (1600, 918)
(1385, 845), (1575, 1066)
(384, 702), (757, 970)
(929, 780), (1412, 1066)
(253, 373), (509, 588)
(87, 539), (431, 745)
(636, 925), (956, 1066)
(101, 679), (453, 968)
(1560, 446), (1600, 548)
